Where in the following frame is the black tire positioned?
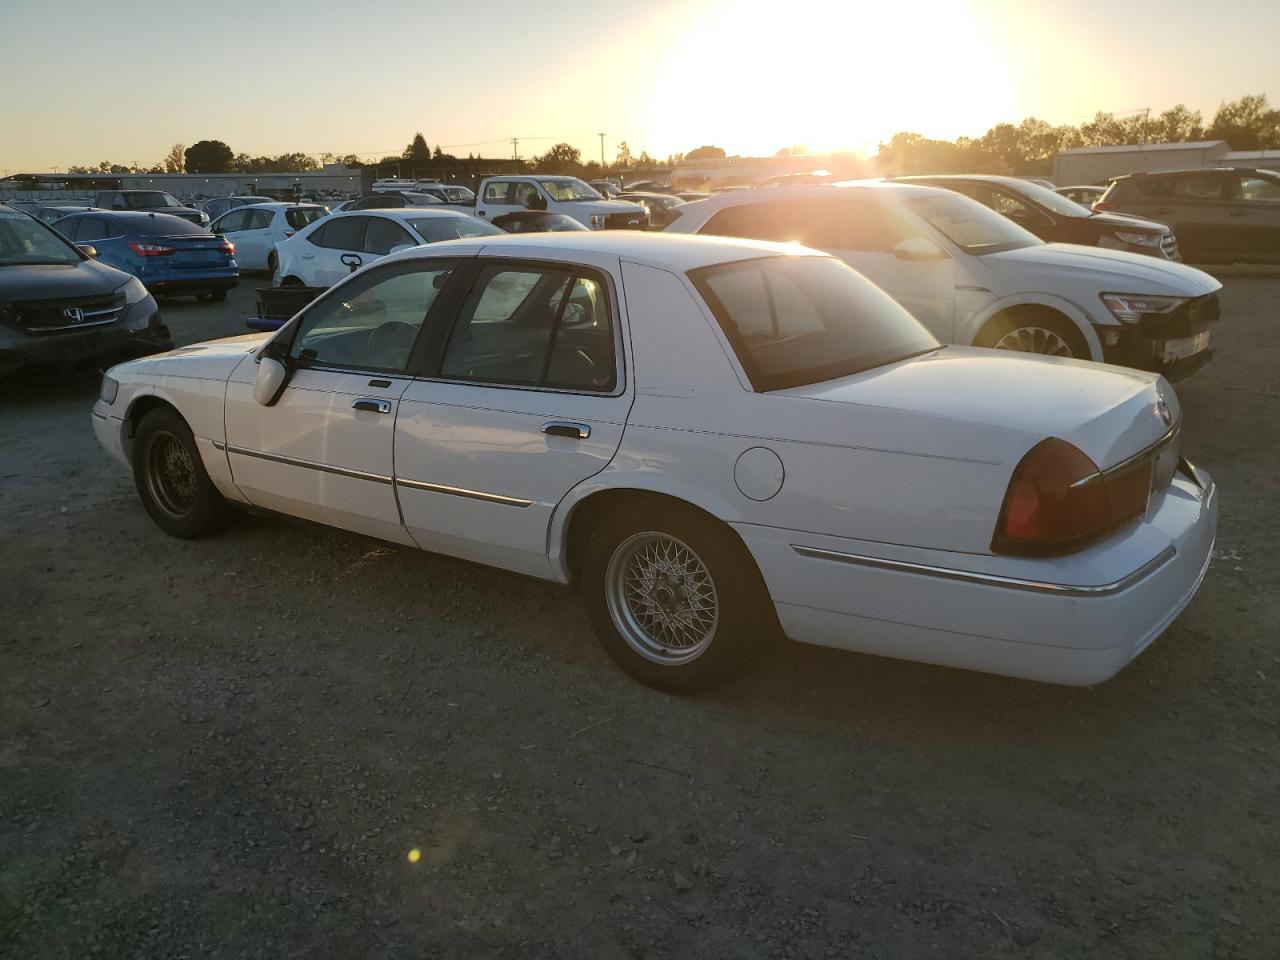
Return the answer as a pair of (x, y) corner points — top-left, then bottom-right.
(581, 500), (771, 693)
(975, 309), (1089, 359)
(131, 407), (231, 539)
(281, 276), (304, 289)
(267, 252), (278, 274)
(196, 289), (228, 304)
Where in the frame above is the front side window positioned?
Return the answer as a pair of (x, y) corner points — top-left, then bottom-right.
(290, 262), (455, 372)
(0, 213), (81, 265)
(538, 178), (601, 201)
(245, 209), (275, 230)
(123, 191), (182, 209)
(483, 181), (512, 204)
(439, 264), (616, 391)
(215, 210), (249, 233)
(512, 182), (543, 206)
(906, 193), (1041, 253)
(1235, 175), (1280, 201)
(690, 255), (939, 391)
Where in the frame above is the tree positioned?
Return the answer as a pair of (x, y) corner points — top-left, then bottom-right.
(405, 133), (431, 162)
(615, 141), (633, 169)
(1206, 94), (1280, 150)
(1149, 105), (1204, 144)
(185, 140), (234, 173)
(163, 143), (186, 173)
(686, 145), (726, 161)
(533, 142), (583, 174)
(336, 154), (363, 168)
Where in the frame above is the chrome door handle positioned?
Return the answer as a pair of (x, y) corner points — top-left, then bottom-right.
(352, 397), (392, 414)
(542, 421), (590, 439)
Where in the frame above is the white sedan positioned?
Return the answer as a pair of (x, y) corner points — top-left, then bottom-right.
(273, 208), (502, 288)
(92, 233), (1216, 693)
(208, 202), (328, 273)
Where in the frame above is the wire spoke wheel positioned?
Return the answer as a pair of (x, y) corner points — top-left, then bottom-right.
(993, 325), (1076, 357)
(605, 531), (719, 666)
(143, 430), (197, 520)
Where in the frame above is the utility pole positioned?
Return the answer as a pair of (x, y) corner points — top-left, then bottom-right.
(511, 137), (519, 162)
(598, 132), (606, 169)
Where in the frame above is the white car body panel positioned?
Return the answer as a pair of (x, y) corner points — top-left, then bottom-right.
(666, 183), (1221, 358)
(210, 203), (325, 272)
(473, 176), (646, 230)
(94, 233), (1216, 688)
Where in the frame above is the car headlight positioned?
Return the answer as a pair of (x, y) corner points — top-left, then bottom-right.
(1114, 230), (1162, 247)
(1100, 293), (1188, 323)
(118, 275), (149, 305)
(99, 375), (119, 405)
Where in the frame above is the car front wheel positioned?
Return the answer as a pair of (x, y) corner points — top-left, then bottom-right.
(977, 310), (1088, 359)
(582, 502), (767, 693)
(132, 407), (230, 539)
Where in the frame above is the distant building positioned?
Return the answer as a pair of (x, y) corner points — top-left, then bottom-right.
(1051, 141), (1232, 185)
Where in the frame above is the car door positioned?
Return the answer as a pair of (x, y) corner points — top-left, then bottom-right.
(1224, 172), (1280, 261)
(394, 257), (631, 579)
(310, 215), (370, 285)
(210, 208), (252, 258)
(475, 180), (521, 221)
(223, 257), (462, 544)
(231, 208), (276, 270)
(1132, 172), (1227, 262)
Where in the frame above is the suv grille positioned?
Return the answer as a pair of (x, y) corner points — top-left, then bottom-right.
(605, 211), (648, 230)
(8, 293), (125, 333)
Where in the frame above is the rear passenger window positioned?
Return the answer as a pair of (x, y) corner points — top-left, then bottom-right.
(1235, 175), (1280, 201)
(483, 181), (512, 204)
(245, 209), (274, 230)
(1142, 174), (1223, 200)
(364, 217), (414, 255)
(316, 216), (367, 250)
(439, 265), (615, 391)
(75, 217), (111, 242)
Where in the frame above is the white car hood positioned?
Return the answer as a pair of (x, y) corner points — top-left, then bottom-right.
(982, 243), (1221, 297)
(115, 332), (271, 380)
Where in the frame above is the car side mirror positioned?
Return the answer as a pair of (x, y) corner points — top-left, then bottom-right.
(893, 237), (947, 261)
(254, 354), (290, 406)
(77, 244), (98, 259)
(340, 252), (362, 272)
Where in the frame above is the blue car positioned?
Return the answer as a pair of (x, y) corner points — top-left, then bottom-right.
(51, 211), (238, 303)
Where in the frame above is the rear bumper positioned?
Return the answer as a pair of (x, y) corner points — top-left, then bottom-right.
(146, 275), (238, 296)
(735, 464), (1217, 686)
(0, 302), (172, 378)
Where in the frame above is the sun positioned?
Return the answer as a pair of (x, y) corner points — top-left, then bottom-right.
(644, 0), (1017, 157)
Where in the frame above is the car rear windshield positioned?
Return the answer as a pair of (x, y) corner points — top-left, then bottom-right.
(690, 255), (940, 391)
(0, 213), (81, 266)
(906, 193), (1041, 253)
(408, 217), (504, 242)
(130, 215), (209, 237)
(286, 207), (326, 229)
(123, 191), (183, 209)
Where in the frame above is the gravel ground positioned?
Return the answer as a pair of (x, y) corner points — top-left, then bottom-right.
(1, 274), (1277, 959)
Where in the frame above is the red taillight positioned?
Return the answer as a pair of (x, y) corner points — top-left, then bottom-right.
(1091, 201), (1116, 212)
(128, 242), (176, 257)
(221, 241), (235, 255)
(993, 438), (1150, 556)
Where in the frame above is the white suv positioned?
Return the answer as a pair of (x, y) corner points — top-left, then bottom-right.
(666, 182), (1221, 380)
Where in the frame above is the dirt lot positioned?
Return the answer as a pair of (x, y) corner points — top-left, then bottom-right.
(2, 274), (1277, 960)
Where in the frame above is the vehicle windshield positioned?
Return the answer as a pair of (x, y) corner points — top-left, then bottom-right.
(408, 217), (504, 242)
(690, 255), (940, 391)
(0, 212), (82, 266)
(907, 194), (1042, 254)
(1007, 180), (1093, 217)
(123, 191), (184, 209)
(538, 178), (602, 201)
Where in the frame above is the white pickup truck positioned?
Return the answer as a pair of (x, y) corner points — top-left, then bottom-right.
(472, 175), (648, 230)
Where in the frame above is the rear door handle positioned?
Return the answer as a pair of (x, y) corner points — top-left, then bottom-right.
(542, 421), (590, 439)
(352, 397), (392, 414)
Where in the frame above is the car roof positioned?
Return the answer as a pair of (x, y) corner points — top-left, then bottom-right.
(1115, 166), (1274, 180)
(679, 180), (954, 211)
(894, 174), (1040, 188)
(222, 202), (322, 212)
(394, 230), (822, 271)
(331, 207), (476, 221)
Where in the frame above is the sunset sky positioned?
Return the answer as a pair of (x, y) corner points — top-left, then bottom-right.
(3, 0), (1277, 173)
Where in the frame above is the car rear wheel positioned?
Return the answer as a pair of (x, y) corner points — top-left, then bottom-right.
(196, 290), (227, 304)
(582, 501), (767, 693)
(132, 407), (231, 539)
(281, 276), (304, 289)
(977, 309), (1088, 359)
